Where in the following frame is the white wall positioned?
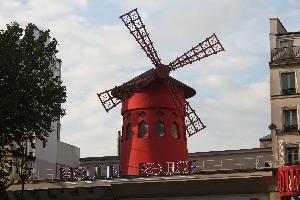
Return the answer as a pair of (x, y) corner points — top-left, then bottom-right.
(30, 27), (80, 180)
(57, 141), (80, 168)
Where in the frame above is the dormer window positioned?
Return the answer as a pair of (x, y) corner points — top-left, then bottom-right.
(281, 72), (296, 95)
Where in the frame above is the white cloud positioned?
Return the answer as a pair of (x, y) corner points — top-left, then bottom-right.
(188, 79), (270, 152)
(0, 0), (297, 157)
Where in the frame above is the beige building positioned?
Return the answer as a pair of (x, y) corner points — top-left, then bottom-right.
(269, 18), (300, 168)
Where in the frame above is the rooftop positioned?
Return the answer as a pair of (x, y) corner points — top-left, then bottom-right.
(259, 134), (272, 141)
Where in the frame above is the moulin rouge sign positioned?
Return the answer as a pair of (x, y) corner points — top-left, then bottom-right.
(278, 166), (300, 197)
(59, 160), (196, 181)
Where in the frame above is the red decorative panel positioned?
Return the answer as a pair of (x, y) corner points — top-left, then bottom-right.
(278, 165), (300, 197)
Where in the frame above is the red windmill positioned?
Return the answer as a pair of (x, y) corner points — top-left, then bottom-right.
(97, 9), (224, 175)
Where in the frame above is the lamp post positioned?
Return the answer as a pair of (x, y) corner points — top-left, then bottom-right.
(13, 146), (35, 199)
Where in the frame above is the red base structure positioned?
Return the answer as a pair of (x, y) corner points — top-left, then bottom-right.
(120, 79), (194, 175)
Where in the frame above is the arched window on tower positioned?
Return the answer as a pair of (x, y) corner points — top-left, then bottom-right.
(126, 123), (132, 140)
(171, 122), (179, 139)
(155, 121), (165, 137)
(183, 125), (187, 141)
(138, 121), (148, 138)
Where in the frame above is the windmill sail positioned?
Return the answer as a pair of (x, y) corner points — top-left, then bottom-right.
(120, 9), (161, 67)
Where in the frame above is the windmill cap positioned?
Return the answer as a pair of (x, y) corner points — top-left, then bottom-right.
(114, 68), (196, 99)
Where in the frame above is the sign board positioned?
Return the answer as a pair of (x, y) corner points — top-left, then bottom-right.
(278, 166), (300, 197)
(59, 160), (198, 180)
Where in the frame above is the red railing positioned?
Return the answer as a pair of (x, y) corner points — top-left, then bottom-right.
(271, 46), (300, 62)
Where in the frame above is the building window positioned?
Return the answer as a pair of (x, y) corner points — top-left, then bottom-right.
(281, 72), (296, 95)
(138, 121), (148, 138)
(138, 111), (146, 117)
(172, 112), (178, 118)
(156, 111), (164, 117)
(126, 113), (132, 119)
(171, 122), (179, 139)
(280, 40), (293, 48)
(155, 121), (165, 137)
(183, 125), (187, 140)
(285, 146), (299, 166)
(126, 123), (132, 140)
(283, 109), (297, 131)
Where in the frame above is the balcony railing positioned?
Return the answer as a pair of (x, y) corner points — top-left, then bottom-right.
(271, 46), (300, 62)
(282, 88), (296, 95)
(283, 124), (298, 132)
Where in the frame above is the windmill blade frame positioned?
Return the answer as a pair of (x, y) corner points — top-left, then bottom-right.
(97, 89), (122, 113)
(184, 100), (206, 137)
(168, 33), (224, 71)
(97, 69), (157, 112)
(166, 79), (206, 137)
(120, 8), (162, 67)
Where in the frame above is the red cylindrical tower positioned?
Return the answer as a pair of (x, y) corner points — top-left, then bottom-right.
(120, 78), (195, 175)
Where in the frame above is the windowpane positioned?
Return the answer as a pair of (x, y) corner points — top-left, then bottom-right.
(126, 123), (132, 140)
(290, 73), (295, 88)
(283, 109), (297, 125)
(138, 121), (148, 138)
(155, 121), (165, 137)
(171, 122), (179, 139)
(281, 72), (295, 94)
(286, 147), (299, 165)
(281, 73), (289, 90)
(292, 110), (297, 125)
(283, 110), (290, 125)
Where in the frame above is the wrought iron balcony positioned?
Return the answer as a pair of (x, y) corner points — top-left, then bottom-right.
(282, 88), (296, 95)
(283, 124), (298, 132)
(271, 46), (300, 62)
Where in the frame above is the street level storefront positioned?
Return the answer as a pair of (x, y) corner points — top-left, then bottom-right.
(7, 169), (279, 200)
(278, 166), (300, 200)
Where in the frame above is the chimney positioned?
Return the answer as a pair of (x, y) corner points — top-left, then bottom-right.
(270, 18), (287, 34)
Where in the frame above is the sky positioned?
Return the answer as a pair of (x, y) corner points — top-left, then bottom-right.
(1, 0), (300, 158)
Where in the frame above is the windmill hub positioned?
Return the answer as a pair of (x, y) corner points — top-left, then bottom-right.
(155, 64), (170, 79)
(97, 8), (224, 176)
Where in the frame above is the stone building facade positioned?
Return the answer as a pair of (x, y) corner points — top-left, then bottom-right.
(269, 18), (300, 168)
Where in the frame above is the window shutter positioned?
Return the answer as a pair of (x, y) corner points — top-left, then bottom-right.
(289, 72), (295, 88)
(292, 110), (297, 125)
(281, 73), (288, 90)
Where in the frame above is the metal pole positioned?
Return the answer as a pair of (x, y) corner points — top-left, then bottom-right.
(21, 177), (25, 200)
